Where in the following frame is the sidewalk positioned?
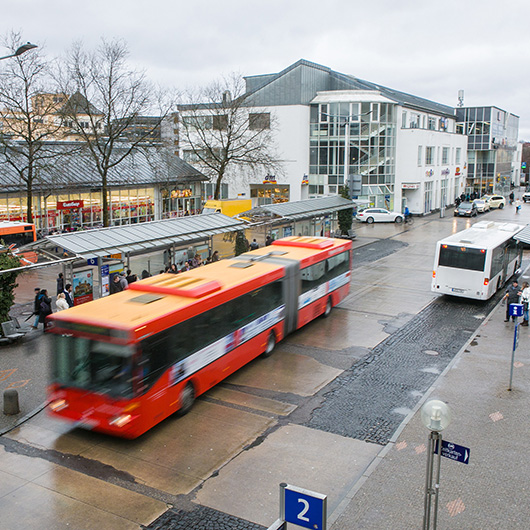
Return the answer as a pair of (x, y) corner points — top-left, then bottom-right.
(329, 294), (530, 529)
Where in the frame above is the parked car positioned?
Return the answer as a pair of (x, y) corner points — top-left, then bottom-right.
(454, 201), (478, 217)
(473, 199), (490, 213)
(522, 192), (530, 203)
(482, 195), (505, 209)
(355, 208), (404, 224)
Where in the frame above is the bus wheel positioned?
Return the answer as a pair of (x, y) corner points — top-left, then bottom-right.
(178, 383), (195, 415)
(263, 331), (276, 357)
(323, 297), (332, 318)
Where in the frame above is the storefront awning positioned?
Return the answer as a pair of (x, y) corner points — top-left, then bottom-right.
(29, 214), (245, 259)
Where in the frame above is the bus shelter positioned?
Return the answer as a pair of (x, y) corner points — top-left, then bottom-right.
(26, 213), (245, 301)
(238, 196), (357, 241)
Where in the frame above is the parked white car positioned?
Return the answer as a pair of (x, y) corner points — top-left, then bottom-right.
(481, 195), (505, 209)
(473, 199), (490, 213)
(356, 208), (404, 224)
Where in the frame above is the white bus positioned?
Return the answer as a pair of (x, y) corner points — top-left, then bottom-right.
(432, 221), (524, 300)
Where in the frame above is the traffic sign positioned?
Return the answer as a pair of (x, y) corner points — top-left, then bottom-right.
(283, 485), (327, 530)
(434, 439), (470, 464)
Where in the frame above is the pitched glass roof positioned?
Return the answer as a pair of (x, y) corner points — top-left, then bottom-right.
(40, 214), (245, 258)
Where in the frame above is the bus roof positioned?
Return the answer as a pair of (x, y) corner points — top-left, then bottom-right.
(437, 221), (524, 249)
(49, 236), (351, 341)
(0, 221), (34, 229)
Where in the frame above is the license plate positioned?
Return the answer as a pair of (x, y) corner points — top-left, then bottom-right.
(452, 288), (465, 293)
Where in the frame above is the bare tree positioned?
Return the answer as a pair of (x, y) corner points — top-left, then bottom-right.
(0, 32), (67, 224)
(179, 74), (282, 200)
(57, 38), (175, 226)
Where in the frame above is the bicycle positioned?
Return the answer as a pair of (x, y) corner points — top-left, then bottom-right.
(404, 216), (414, 225)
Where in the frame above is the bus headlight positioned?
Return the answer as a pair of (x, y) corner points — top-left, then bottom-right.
(109, 414), (132, 428)
(49, 399), (68, 412)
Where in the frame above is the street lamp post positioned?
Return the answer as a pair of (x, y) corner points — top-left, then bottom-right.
(421, 399), (451, 530)
(0, 42), (38, 61)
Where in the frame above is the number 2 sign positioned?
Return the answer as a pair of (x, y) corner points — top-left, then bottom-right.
(283, 484), (327, 530)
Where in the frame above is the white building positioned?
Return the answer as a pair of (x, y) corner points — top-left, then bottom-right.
(180, 60), (469, 214)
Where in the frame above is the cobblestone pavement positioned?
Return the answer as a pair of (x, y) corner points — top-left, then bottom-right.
(144, 505), (266, 530)
(305, 290), (503, 444)
(351, 239), (408, 268)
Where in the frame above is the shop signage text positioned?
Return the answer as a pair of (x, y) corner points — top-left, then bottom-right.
(57, 200), (84, 210)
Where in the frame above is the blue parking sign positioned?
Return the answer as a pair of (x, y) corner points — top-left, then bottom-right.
(283, 485), (327, 530)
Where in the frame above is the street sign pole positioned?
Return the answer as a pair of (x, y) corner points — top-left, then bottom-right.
(423, 430), (443, 530)
(508, 303), (523, 391)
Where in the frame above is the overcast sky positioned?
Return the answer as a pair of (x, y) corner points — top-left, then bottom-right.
(5, 0), (530, 138)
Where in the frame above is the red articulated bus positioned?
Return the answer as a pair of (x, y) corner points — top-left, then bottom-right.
(47, 236), (352, 438)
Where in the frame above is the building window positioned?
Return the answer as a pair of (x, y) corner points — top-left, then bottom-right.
(418, 146), (422, 166)
(442, 147), (449, 165)
(425, 146), (434, 165)
(402, 112), (407, 128)
(456, 148), (461, 164)
(213, 115), (228, 130)
(249, 113), (270, 130)
(410, 114), (420, 129)
(428, 117), (437, 130)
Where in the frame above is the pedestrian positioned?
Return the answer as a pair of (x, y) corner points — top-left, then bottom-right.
(56, 272), (64, 295)
(110, 275), (123, 294)
(38, 289), (53, 330)
(141, 269), (151, 279)
(32, 287), (42, 328)
(169, 263), (178, 274)
(63, 283), (74, 307)
(265, 235), (273, 246)
(250, 238), (259, 250)
(56, 293), (69, 311)
(509, 191), (515, 205)
(119, 271), (128, 290)
(515, 199), (521, 213)
(521, 282), (530, 326)
(503, 280), (521, 322)
(126, 269), (136, 284)
(211, 250), (220, 262)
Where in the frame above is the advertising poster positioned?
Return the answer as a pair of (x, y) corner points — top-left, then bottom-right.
(101, 265), (110, 297)
(72, 269), (94, 306)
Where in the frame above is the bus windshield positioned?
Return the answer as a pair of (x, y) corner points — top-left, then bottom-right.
(438, 245), (486, 271)
(52, 335), (135, 399)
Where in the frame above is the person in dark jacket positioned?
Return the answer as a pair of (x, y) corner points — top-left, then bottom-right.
(32, 287), (42, 329)
(63, 284), (74, 307)
(56, 273), (64, 295)
(110, 275), (123, 294)
(503, 280), (521, 322)
(38, 289), (53, 330)
(126, 269), (136, 284)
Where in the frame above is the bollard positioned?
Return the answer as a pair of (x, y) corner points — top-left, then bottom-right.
(3, 389), (20, 415)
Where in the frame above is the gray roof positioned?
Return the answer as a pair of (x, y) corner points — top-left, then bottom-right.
(248, 196), (353, 221)
(514, 224), (530, 245)
(37, 213), (245, 258)
(0, 143), (207, 194)
(244, 59), (455, 117)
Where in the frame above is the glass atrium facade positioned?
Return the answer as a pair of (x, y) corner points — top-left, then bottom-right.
(309, 102), (396, 207)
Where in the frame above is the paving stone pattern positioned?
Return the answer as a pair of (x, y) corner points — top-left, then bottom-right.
(352, 239), (408, 268)
(305, 292), (503, 444)
(144, 505), (265, 530)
